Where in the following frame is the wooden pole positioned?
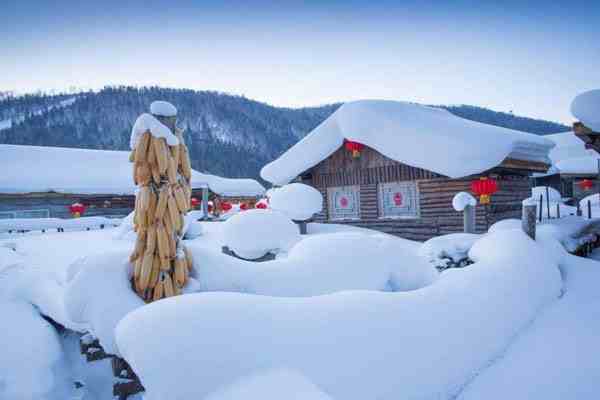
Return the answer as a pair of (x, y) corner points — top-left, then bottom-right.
(588, 199), (592, 219)
(202, 187), (209, 220)
(545, 186), (551, 219)
(539, 194), (543, 222)
(522, 204), (537, 240)
(556, 203), (560, 219)
(463, 204), (475, 233)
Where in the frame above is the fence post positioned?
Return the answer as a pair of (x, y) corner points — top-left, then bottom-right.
(202, 187), (209, 220)
(545, 187), (551, 219)
(588, 200), (592, 219)
(463, 204), (476, 233)
(522, 204), (537, 240)
(556, 203), (560, 219)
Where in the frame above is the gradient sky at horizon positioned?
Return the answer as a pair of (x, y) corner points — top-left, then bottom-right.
(1, 0), (598, 123)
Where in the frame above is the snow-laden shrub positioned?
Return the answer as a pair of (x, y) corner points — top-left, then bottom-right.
(269, 183), (322, 221)
(419, 233), (479, 270)
(223, 209), (301, 259)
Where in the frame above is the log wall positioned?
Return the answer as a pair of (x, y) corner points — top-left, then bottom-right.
(303, 146), (535, 241)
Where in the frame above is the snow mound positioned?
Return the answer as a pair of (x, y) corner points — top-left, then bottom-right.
(203, 368), (334, 400)
(130, 113), (179, 150)
(488, 218), (522, 233)
(261, 100), (553, 185)
(150, 100), (177, 117)
(452, 192), (476, 211)
(269, 183), (323, 221)
(116, 229), (561, 400)
(571, 89), (600, 132)
(523, 187), (576, 219)
(223, 210), (301, 259)
(64, 250), (145, 355)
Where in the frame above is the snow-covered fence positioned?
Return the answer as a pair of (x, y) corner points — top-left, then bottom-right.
(0, 216), (121, 233)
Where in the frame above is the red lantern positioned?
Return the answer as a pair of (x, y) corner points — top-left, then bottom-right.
(344, 140), (365, 158)
(578, 179), (594, 191)
(190, 197), (200, 209)
(256, 200), (268, 209)
(340, 196), (349, 208)
(221, 201), (232, 212)
(208, 201), (214, 213)
(393, 192), (403, 206)
(471, 177), (498, 205)
(240, 203), (248, 211)
(68, 202), (86, 218)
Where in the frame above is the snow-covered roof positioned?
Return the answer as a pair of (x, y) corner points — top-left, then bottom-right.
(0, 144), (265, 196)
(571, 89), (600, 132)
(538, 131), (600, 176)
(261, 100), (554, 185)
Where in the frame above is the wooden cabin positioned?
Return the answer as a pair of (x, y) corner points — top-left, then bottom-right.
(261, 100), (554, 241)
(0, 144), (265, 219)
(531, 131), (600, 201)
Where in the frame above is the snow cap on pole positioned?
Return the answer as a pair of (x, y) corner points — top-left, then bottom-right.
(150, 100), (177, 117)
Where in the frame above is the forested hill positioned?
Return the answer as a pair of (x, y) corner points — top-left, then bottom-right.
(0, 87), (569, 180)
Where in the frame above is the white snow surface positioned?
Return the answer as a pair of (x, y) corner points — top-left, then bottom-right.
(419, 233), (481, 267)
(150, 100), (177, 117)
(194, 172), (265, 197)
(130, 113), (179, 149)
(222, 210), (301, 259)
(523, 186), (576, 219)
(536, 131), (600, 175)
(261, 100), (553, 185)
(269, 183), (323, 221)
(452, 192), (477, 211)
(116, 229), (561, 400)
(571, 89), (600, 132)
(0, 216), (120, 233)
(203, 368), (334, 400)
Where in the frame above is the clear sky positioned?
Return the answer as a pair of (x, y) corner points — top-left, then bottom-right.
(1, 0), (598, 123)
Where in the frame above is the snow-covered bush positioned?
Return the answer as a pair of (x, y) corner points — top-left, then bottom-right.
(268, 183), (323, 221)
(419, 233), (479, 270)
(222, 209), (301, 259)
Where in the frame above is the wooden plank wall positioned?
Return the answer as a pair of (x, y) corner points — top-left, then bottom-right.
(304, 146), (533, 241)
(0, 193), (134, 219)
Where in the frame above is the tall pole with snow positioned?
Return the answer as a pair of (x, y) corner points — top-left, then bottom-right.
(128, 101), (194, 302)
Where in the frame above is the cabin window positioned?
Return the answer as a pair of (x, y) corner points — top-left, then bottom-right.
(327, 185), (360, 220)
(378, 181), (419, 219)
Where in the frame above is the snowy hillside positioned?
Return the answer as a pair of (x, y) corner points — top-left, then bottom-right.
(0, 87), (569, 180)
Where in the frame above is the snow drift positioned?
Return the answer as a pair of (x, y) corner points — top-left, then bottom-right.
(116, 229), (562, 400)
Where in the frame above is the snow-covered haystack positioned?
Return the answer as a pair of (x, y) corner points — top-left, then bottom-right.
(452, 192), (476, 212)
(571, 89), (600, 131)
(269, 183), (323, 221)
(116, 229), (561, 400)
(222, 209), (300, 259)
(203, 368), (334, 400)
(419, 233), (480, 270)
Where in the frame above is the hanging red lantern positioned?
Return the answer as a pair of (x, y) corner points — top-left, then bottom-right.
(221, 201), (232, 212)
(190, 197), (200, 209)
(471, 177), (498, 205)
(393, 192), (403, 206)
(578, 179), (594, 191)
(256, 200), (268, 209)
(68, 202), (86, 218)
(344, 139), (365, 158)
(240, 203), (248, 211)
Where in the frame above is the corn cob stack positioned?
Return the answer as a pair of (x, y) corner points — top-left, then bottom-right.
(129, 109), (194, 302)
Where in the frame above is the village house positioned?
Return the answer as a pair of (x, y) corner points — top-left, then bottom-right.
(0, 144), (265, 219)
(531, 131), (600, 201)
(261, 100), (554, 241)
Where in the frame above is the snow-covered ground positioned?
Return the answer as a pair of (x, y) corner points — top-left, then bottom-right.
(1, 214), (599, 399)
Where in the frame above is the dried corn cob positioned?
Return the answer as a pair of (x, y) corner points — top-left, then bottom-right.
(173, 184), (188, 213)
(149, 254), (160, 289)
(138, 252), (153, 291)
(183, 245), (193, 271)
(180, 144), (192, 182)
(163, 273), (175, 298)
(152, 280), (164, 301)
(174, 257), (187, 287)
(156, 222), (170, 262)
(135, 131), (151, 162)
(155, 186), (169, 220)
(152, 137), (169, 175)
(167, 156), (178, 185)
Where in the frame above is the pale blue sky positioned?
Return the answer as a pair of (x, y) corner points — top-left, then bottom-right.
(1, 0), (598, 123)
